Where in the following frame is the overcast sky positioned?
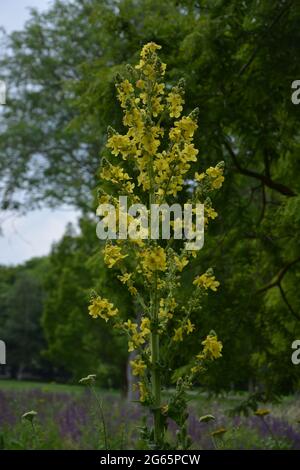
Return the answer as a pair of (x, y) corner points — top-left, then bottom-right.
(0, 0), (79, 266)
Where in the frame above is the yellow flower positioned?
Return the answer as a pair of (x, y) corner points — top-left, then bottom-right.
(103, 244), (128, 268)
(254, 409), (271, 417)
(123, 319), (137, 332)
(130, 358), (146, 376)
(206, 167), (220, 178)
(174, 256), (189, 272)
(138, 381), (148, 402)
(174, 115), (198, 140)
(186, 319), (195, 334)
(128, 285), (138, 296)
(128, 333), (145, 352)
(106, 133), (133, 159)
(135, 42), (166, 80)
(140, 42), (161, 58)
(206, 166), (224, 189)
(118, 272), (132, 284)
(195, 172), (205, 182)
(205, 207), (218, 220)
(202, 334), (223, 359)
(100, 164), (132, 186)
(173, 326), (184, 342)
(88, 296), (118, 322)
(116, 79), (134, 108)
(159, 298), (175, 320)
(140, 317), (151, 337)
(123, 319), (149, 351)
(193, 272), (220, 291)
(166, 91), (184, 118)
(139, 246), (167, 279)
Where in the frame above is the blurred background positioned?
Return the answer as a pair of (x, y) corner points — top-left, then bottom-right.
(0, 0), (299, 398)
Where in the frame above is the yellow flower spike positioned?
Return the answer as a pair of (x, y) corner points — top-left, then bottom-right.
(88, 43), (224, 446)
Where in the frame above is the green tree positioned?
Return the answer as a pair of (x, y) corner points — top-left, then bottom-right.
(42, 219), (131, 388)
(0, 258), (49, 378)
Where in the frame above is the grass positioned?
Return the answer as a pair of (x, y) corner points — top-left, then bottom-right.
(0, 379), (83, 394)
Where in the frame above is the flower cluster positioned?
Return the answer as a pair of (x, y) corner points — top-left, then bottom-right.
(191, 334), (223, 374)
(103, 243), (127, 268)
(88, 296), (118, 322)
(193, 269), (220, 291)
(122, 317), (151, 352)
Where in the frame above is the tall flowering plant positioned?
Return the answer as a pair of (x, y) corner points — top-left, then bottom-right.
(88, 43), (224, 449)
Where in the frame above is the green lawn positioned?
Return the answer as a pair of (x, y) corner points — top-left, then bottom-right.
(0, 379), (83, 393)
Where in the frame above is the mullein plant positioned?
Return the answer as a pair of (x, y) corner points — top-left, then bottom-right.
(88, 43), (224, 449)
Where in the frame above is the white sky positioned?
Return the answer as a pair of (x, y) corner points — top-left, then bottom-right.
(0, 0), (79, 265)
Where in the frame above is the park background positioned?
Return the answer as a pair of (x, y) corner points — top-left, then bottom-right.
(0, 0), (299, 450)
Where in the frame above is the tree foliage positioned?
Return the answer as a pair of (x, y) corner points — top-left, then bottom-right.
(0, 0), (299, 392)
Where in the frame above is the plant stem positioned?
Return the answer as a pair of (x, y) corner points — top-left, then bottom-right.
(90, 385), (108, 450)
(151, 272), (162, 446)
(31, 421), (38, 449)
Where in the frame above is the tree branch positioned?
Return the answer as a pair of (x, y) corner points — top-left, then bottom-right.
(258, 257), (300, 293)
(257, 257), (300, 322)
(223, 140), (296, 197)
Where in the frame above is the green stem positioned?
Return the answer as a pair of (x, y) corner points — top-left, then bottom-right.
(30, 421), (38, 449)
(151, 272), (162, 446)
(90, 384), (108, 450)
(146, 76), (163, 447)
